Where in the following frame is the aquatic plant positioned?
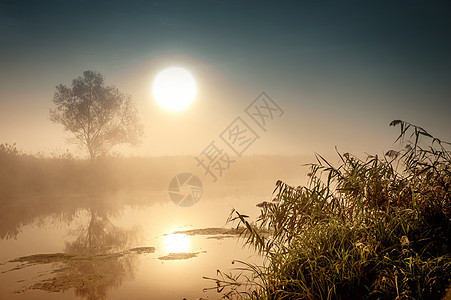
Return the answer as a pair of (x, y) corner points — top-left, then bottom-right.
(208, 120), (451, 299)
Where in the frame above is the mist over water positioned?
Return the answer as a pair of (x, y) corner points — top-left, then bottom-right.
(0, 154), (308, 299)
(1, 1), (450, 298)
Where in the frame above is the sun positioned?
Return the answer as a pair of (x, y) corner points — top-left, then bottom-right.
(152, 67), (197, 111)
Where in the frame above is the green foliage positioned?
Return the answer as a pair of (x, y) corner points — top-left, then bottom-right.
(50, 70), (143, 159)
(210, 120), (451, 299)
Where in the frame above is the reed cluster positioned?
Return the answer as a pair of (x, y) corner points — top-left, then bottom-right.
(214, 121), (450, 299)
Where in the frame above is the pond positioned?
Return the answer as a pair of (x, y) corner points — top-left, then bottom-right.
(0, 186), (268, 300)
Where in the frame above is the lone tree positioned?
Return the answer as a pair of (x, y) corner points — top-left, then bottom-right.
(50, 70), (143, 159)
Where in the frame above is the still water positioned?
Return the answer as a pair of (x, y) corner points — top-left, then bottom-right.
(0, 186), (268, 300)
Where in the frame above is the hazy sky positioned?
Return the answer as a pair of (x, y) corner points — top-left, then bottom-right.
(1, 0), (450, 157)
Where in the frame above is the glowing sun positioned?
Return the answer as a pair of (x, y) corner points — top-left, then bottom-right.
(152, 67), (197, 110)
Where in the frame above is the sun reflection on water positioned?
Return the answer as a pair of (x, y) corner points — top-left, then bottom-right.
(164, 233), (190, 253)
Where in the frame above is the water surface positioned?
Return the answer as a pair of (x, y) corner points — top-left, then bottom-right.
(0, 186), (267, 299)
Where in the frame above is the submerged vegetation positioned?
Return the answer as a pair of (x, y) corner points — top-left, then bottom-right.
(7, 246), (155, 296)
(211, 120), (451, 299)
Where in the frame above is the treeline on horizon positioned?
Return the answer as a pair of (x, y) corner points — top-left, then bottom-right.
(0, 143), (309, 201)
(0, 142), (309, 240)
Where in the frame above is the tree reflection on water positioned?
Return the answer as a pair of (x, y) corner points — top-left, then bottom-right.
(6, 208), (153, 300)
(66, 208), (138, 255)
(58, 208), (141, 300)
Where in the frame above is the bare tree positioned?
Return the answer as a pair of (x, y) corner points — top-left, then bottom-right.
(50, 71), (143, 159)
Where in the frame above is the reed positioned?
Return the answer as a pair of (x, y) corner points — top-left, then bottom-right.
(209, 120), (451, 299)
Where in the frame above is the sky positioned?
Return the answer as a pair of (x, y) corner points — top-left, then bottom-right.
(1, 0), (450, 157)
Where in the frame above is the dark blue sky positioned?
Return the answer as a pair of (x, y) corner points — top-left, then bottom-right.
(1, 0), (450, 156)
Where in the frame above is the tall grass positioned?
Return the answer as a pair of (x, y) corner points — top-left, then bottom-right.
(209, 120), (450, 299)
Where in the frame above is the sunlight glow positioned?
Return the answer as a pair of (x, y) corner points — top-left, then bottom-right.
(164, 233), (190, 253)
(152, 67), (197, 110)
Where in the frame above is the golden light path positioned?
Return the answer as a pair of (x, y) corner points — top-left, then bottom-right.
(152, 67), (197, 111)
(164, 233), (190, 253)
